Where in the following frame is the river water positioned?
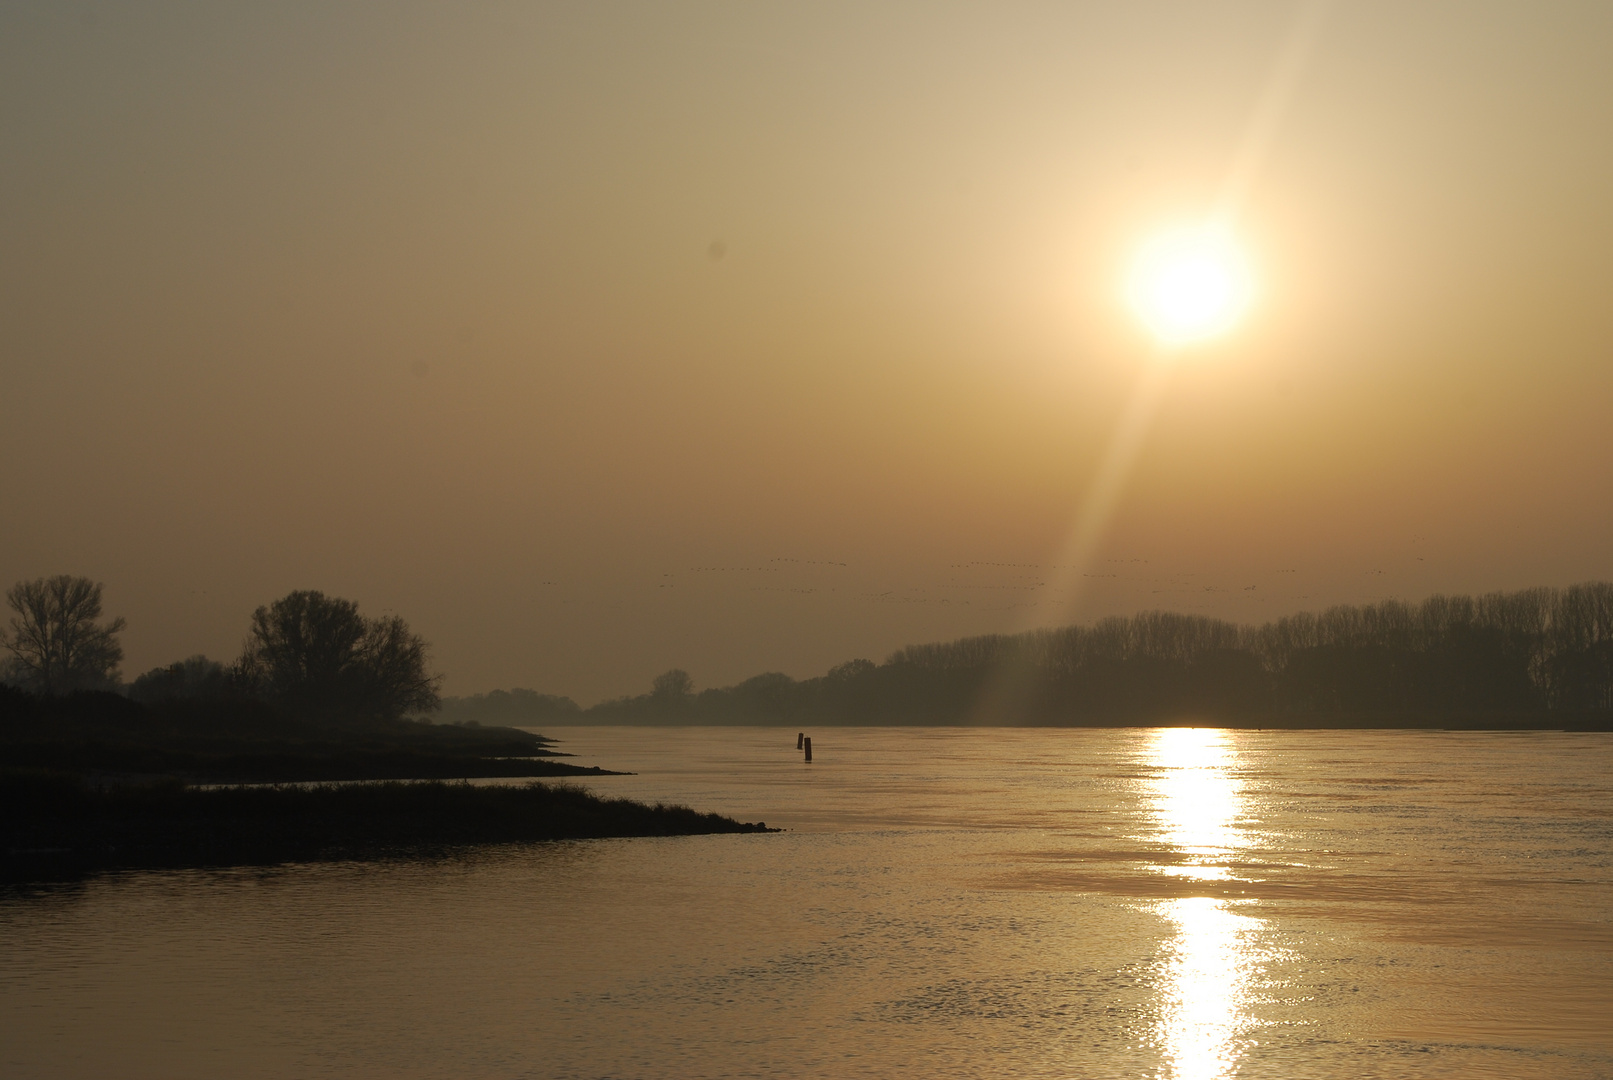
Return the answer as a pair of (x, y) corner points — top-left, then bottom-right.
(3, 726), (1610, 1079)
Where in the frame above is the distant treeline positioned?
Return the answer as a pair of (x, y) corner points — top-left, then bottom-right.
(496, 583), (1613, 727)
(435, 688), (582, 727)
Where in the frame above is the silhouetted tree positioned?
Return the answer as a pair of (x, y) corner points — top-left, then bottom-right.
(435, 688), (581, 726)
(128, 655), (234, 703)
(570, 582), (1613, 725)
(1, 575), (126, 695)
(1545, 581), (1613, 709)
(651, 669), (695, 715)
(826, 658), (875, 683)
(356, 614), (443, 720)
(238, 590), (440, 721)
(652, 669), (694, 700)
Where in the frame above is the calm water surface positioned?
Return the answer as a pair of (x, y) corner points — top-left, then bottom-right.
(3, 726), (1610, 1079)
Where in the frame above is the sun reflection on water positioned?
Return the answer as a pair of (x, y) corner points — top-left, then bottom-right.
(1145, 728), (1262, 1080)
(1149, 727), (1245, 877)
(1156, 896), (1262, 1080)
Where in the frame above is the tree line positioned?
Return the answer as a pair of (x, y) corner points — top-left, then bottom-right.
(10, 574), (1611, 728)
(2, 576), (439, 723)
(570, 582), (1613, 724)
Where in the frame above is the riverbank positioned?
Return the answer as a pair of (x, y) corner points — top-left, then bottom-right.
(1, 769), (772, 883)
(0, 689), (625, 783)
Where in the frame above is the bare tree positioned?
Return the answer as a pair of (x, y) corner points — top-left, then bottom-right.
(652, 668), (694, 701)
(357, 614), (443, 720)
(238, 590), (366, 709)
(238, 590), (440, 720)
(2, 575), (127, 695)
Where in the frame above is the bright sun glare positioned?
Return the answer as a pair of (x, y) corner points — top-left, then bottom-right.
(1130, 226), (1252, 346)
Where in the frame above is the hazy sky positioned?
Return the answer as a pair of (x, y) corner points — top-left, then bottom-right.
(4, 1), (1611, 701)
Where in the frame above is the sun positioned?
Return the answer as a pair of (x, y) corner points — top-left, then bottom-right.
(1129, 225), (1253, 346)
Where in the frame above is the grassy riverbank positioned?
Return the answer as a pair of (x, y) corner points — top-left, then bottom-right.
(0, 688), (621, 783)
(1, 690), (774, 883)
(2, 769), (771, 882)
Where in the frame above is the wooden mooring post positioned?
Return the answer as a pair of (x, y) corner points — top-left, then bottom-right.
(803, 736), (812, 762)
(796, 732), (804, 750)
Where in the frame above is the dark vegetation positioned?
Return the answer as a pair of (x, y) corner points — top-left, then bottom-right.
(0, 685), (613, 783)
(2, 577), (771, 882)
(566, 583), (1613, 728)
(434, 687), (583, 727)
(1, 770), (770, 883)
(237, 589), (441, 723)
(0, 582), (593, 783)
(1, 575), (125, 694)
(4, 580), (441, 723)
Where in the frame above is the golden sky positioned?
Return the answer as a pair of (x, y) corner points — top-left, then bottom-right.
(3, 2), (1611, 700)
